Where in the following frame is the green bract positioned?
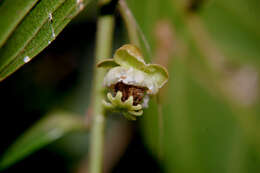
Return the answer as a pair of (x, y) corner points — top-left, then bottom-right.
(97, 44), (169, 120)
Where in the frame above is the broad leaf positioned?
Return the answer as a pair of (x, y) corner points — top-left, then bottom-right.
(124, 0), (260, 173)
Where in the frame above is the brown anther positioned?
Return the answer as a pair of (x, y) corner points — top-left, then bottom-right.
(111, 82), (147, 105)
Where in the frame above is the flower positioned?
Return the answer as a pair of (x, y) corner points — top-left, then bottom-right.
(97, 44), (168, 120)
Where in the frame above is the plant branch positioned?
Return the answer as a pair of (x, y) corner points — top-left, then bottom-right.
(89, 15), (115, 173)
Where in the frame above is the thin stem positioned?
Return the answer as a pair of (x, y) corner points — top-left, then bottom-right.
(119, 0), (165, 162)
(118, 0), (152, 61)
(118, 0), (140, 47)
(89, 15), (115, 173)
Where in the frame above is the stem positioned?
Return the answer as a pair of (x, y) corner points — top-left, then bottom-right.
(118, 0), (140, 47)
(118, 0), (152, 60)
(89, 15), (115, 173)
(119, 0), (166, 162)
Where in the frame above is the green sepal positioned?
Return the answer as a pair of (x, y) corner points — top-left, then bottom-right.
(144, 64), (169, 88)
(114, 44), (146, 70)
(97, 59), (119, 69)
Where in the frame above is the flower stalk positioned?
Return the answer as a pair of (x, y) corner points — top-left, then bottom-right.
(89, 14), (115, 173)
(89, 1), (168, 172)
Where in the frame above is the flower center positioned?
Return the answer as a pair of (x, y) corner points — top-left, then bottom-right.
(111, 82), (147, 105)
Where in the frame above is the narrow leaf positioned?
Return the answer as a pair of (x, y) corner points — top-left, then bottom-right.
(0, 0), (66, 71)
(0, 0), (91, 81)
(0, 0), (40, 47)
(0, 110), (87, 170)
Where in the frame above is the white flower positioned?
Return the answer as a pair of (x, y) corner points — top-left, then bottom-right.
(97, 44), (169, 120)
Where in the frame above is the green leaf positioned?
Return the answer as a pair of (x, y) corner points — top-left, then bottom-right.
(0, 0), (91, 81)
(0, 110), (87, 170)
(0, 0), (40, 47)
(125, 0), (260, 173)
(97, 59), (119, 68)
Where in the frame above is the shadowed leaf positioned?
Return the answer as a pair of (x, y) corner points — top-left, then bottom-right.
(0, 110), (87, 170)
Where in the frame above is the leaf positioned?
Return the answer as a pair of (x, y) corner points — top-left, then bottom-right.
(143, 60), (241, 173)
(0, 0), (91, 81)
(125, 0), (260, 173)
(0, 0), (40, 47)
(200, 0), (260, 65)
(0, 110), (87, 170)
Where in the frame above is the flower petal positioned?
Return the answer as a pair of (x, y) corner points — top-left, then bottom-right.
(97, 59), (119, 69)
(128, 110), (143, 116)
(102, 100), (113, 109)
(124, 95), (134, 106)
(144, 64), (169, 89)
(130, 104), (142, 111)
(114, 44), (146, 70)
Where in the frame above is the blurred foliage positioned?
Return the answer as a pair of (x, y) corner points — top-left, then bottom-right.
(0, 111), (86, 170)
(125, 0), (260, 173)
(0, 0), (96, 170)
